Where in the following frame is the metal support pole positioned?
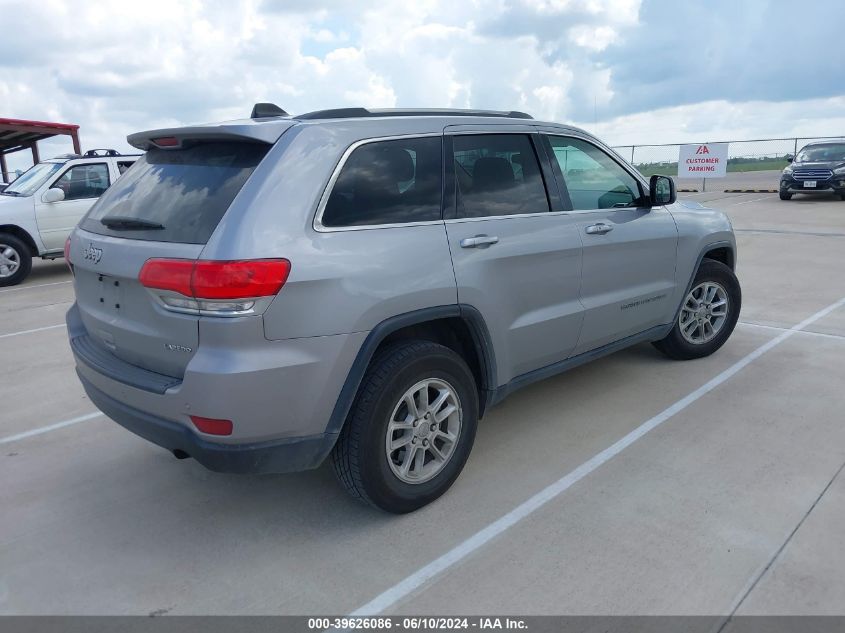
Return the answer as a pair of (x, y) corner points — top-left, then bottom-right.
(793, 137), (798, 156)
(631, 145), (635, 164)
(702, 177), (706, 193)
(0, 152), (8, 183)
(30, 142), (40, 165)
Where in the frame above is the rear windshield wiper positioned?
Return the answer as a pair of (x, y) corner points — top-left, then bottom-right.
(100, 216), (165, 230)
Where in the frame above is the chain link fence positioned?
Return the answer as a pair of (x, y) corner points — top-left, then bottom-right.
(612, 136), (845, 179)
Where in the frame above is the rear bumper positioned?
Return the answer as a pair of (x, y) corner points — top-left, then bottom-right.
(67, 302), (367, 473)
(79, 372), (336, 473)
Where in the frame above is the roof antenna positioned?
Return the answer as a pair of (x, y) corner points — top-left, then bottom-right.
(250, 103), (289, 119)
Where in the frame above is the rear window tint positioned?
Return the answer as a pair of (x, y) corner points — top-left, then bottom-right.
(322, 137), (442, 227)
(117, 160), (136, 174)
(80, 142), (269, 244)
(453, 134), (550, 218)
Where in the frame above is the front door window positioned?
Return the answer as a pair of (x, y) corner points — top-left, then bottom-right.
(548, 136), (642, 210)
(52, 163), (111, 200)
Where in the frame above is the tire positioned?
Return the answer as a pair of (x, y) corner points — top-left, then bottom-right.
(653, 259), (741, 361)
(331, 340), (479, 513)
(779, 191), (792, 200)
(0, 233), (33, 287)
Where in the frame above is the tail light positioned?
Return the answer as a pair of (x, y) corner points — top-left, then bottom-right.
(152, 136), (180, 148)
(140, 258), (290, 315)
(190, 415), (233, 436)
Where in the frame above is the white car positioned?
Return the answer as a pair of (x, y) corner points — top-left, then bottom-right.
(0, 149), (139, 286)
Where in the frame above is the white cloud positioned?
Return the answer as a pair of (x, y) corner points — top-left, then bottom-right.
(1, 0), (843, 177)
(577, 96), (845, 164)
(569, 24), (618, 51)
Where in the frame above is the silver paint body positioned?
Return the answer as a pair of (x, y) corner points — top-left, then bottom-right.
(66, 114), (736, 453)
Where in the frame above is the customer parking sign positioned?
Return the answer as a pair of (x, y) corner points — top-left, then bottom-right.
(678, 143), (729, 178)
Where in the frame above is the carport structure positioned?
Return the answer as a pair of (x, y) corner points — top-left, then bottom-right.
(0, 117), (81, 182)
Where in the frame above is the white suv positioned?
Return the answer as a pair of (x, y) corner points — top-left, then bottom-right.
(0, 149), (139, 286)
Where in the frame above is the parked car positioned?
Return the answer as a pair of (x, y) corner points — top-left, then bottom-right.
(0, 149), (139, 286)
(780, 141), (845, 200)
(66, 105), (740, 513)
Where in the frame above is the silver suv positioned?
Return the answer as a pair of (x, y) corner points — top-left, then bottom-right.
(66, 105), (740, 513)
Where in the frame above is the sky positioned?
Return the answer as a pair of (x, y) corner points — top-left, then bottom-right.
(2, 0), (845, 173)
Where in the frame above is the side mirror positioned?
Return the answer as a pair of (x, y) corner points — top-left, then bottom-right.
(785, 154), (794, 163)
(42, 188), (65, 203)
(649, 174), (676, 206)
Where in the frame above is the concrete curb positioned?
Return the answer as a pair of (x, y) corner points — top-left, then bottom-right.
(724, 189), (778, 193)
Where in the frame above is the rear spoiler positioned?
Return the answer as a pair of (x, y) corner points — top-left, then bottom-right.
(127, 119), (295, 151)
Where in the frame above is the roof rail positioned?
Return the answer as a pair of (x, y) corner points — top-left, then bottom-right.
(250, 102), (290, 119)
(295, 108), (534, 120)
(84, 148), (121, 157)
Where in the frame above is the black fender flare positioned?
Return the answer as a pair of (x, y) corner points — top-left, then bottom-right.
(324, 304), (497, 439)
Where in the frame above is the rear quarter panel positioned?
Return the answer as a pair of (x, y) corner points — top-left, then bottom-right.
(201, 121), (459, 340)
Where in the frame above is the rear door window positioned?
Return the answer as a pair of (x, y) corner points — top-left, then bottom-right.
(117, 160), (136, 175)
(321, 136), (442, 227)
(81, 142), (269, 244)
(452, 134), (550, 218)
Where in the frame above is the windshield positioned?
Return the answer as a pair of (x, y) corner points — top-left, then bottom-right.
(796, 144), (845, 163)
(1, 162), (65, 196)
(80, 141), (269, 244)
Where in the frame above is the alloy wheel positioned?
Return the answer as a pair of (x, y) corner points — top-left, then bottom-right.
(679, 281), (729, 344)
(385, 378), (462, 484)
(0, 244), (21, 279)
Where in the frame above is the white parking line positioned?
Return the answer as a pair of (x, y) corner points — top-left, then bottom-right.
(0, 412), (103, 445)
(349, 296), (845, 617)
(734, 228), (845, 238)
(724, 195), (777, 206)
(739, 320), (845, 341)
(0, 280), (71, 294)
(0, 323), (64, 339)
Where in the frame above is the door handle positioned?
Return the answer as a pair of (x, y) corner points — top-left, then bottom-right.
(460, 235), (499, 249)
(585, 223), (613, 235)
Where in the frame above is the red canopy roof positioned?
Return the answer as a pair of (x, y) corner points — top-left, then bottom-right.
(0, 117), (81, 154)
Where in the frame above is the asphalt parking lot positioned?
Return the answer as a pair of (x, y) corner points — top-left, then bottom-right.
(676, 169), (785, 192)
(1, 190), (844, 617)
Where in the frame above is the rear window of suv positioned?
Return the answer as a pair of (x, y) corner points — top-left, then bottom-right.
(453, 134), (550, 218)
(321, 136), (442, 228)
(80, 141), (269, 244)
